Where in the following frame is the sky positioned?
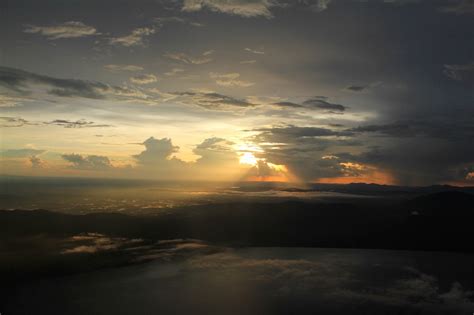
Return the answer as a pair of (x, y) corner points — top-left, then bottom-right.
(0, 0), (473, 185)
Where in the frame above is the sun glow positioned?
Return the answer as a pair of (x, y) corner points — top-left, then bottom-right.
(239, 152), (258, 166)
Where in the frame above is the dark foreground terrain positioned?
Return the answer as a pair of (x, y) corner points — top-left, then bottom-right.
(1, 189), (474, 314)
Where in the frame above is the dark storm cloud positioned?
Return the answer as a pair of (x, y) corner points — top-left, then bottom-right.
(62, 154), (113, 170)
(349, 120), (474, 139)
(349, 122), (418, 137)
(248, 125), (361, 179)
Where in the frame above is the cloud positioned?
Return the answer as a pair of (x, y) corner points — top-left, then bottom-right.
(349, 122), (416, 137)
(1, 148), (46, 158)
(44, 119), (113, 128)
(104, 64), (144, 72)
(29, 155), (45, 168)
(153, 16), (204, 28)
(174, 91), (255, 110)
(164, 68), (185, 76)
(109, 27), (156, 47)
(0, 116), (35, 127)
(247, 125), (360, 180)
(181, 0), (276, 18)
(0, 66), (163, 105)
(253, 125), (352, 143)
(62, 154), (113, 170)
(272, 101), (304, 108)
(164, 51), (213, 64)
(194, 137), (238, 164)
(439, 0), (474, 14)
(349, 120), (474, 139)
(1, 116), (111, 129)
(188, 251), (474, 313)
(130, 74), (158, 85)
(24, 21), (99, 39)
(302, 0), (332, 12)
(133, 137), (180, 165)
(271, 97), (348, 112)
(344, 84), (368, 92)
(244, 47), (265, 54)
(240, 60), (257, 64)
(443, 61), (474, 81)
(0, 66), (109, 99)
(62, 233), (144, 254)
(209, 72), (254, 87)
(0, 94), (31, 107)
(302, 98), (347, 112)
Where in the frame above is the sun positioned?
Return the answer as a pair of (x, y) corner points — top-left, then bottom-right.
(239, 152), (258, 166)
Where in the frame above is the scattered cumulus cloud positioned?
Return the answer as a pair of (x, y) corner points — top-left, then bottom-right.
(104, 64), (144, 72)
(209, 72), (254, 87)
(109, 27), (156, 47)
(130, 74), (159, 85)
(62, 154), (113, 170)
(244, 47), (265, 54)
(134, 137), (180, 165)
(24, 21), (99, 39)
(164, 51), (213, 64)
(181, 0), (276, 18)
(164, 68), (185, 76)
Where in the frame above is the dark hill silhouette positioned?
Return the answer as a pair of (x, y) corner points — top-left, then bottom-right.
(1, 192), (473, 253)
(406, 191), (474, 216)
